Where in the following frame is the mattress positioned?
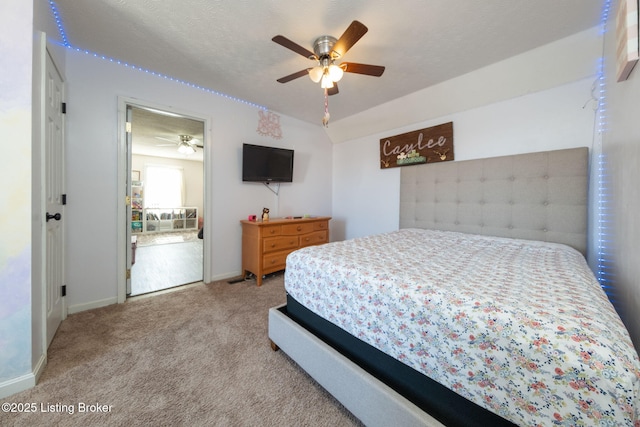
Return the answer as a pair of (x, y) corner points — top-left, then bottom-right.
(284, 229), (640, 426)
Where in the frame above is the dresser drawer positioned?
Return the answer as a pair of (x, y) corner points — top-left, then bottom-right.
(263, 235), (299, 254)
(313, 220), (329, 231)
(262, 225), (281, 237)
(282, 222), (315, 235)
(263, 251), (288, 272)
(299, 230), (328, 248)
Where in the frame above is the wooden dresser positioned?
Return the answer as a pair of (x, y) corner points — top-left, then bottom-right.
(241, 216), (331, 286)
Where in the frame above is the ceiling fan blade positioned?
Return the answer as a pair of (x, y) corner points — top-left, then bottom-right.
(341, 62), (385, 77)
(332, 21), (368, 58)
(272, 35), (315, 59)
(328, 84), (339, 96)
(277, 69), (309, 83)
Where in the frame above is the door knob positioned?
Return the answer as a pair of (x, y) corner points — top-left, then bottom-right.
(46, 212), (61, 222)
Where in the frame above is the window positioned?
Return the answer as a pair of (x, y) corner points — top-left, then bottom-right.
(145, 165), (184, 208)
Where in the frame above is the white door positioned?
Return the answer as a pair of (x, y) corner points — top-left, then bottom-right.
(45, 50), (65, 346)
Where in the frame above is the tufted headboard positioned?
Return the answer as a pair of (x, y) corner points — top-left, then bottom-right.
(399, 147), (589, 255)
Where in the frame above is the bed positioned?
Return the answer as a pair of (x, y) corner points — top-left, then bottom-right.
(268, 147), (640, 426)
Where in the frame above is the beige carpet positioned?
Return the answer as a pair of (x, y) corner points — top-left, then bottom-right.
(1, 275), (362, 426)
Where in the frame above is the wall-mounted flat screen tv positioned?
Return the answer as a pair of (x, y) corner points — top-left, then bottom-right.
(242, 143), (294, 183)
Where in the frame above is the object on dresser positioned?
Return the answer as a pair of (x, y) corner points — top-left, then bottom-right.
(262, 207), (270, 222)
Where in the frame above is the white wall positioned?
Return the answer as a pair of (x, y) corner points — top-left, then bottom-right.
(63, 52), (332, 312)
(602, 0), (640, 349)
(0, 0), (33, 391)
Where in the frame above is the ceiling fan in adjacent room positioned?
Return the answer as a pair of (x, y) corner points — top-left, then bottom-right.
(155, 134), (202, 155)
(272, 20), (385, 126)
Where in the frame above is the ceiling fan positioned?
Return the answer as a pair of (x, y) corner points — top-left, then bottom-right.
(155, 135), (202, 155)
(272, 20), (385, 96)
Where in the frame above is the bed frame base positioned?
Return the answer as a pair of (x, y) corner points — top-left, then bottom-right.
(268, 304), (444, 427)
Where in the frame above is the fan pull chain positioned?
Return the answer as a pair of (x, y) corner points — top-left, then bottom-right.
(322, 88), (330, 127)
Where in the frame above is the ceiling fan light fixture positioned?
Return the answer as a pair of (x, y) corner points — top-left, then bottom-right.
(328, 64), (344, 82)
(320, 73), (334, 89)
(309, 66), (324, 83)
(178, 141), (196, 155)
(272, 20), (383, 124)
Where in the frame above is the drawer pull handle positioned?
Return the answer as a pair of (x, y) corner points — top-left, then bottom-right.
(296, 226), (302, 231)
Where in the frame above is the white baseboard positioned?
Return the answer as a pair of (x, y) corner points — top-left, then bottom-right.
(33, 353), (47, 383)
(67, 296), (118, 314)
(0, 354), (47, 399)
(0, 372), (36, 399)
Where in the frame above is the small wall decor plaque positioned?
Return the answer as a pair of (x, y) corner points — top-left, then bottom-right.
(257, 110), (283, 139)
(380, 122), (454, 169)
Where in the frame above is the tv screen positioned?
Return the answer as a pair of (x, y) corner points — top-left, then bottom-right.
(242, 143), (294, 183)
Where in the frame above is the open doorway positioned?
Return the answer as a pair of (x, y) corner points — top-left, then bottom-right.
(127, 105), (205, 296)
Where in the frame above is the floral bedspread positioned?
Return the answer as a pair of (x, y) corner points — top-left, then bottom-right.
(284, 229), (640, 426)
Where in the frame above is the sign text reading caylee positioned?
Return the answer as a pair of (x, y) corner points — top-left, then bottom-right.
(380, 122), (454, 169)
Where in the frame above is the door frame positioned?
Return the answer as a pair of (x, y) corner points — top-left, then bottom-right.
(116, 97), (212, 303)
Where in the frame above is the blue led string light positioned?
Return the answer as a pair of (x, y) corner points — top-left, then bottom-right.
(48, 0), (69, 47)
(593, 0), (621, 315)
(48, 0), (268, 111)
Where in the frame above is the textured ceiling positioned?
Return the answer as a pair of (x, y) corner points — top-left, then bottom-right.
(52, 0), (603, 127)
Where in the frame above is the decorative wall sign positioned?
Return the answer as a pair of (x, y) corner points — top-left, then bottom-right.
(257, 110), (283, 139)
(616, 0), (639, 82)
(380, 122), (454, 169)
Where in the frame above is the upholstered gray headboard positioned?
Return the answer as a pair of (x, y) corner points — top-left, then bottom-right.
(399, 147), (589, 255)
